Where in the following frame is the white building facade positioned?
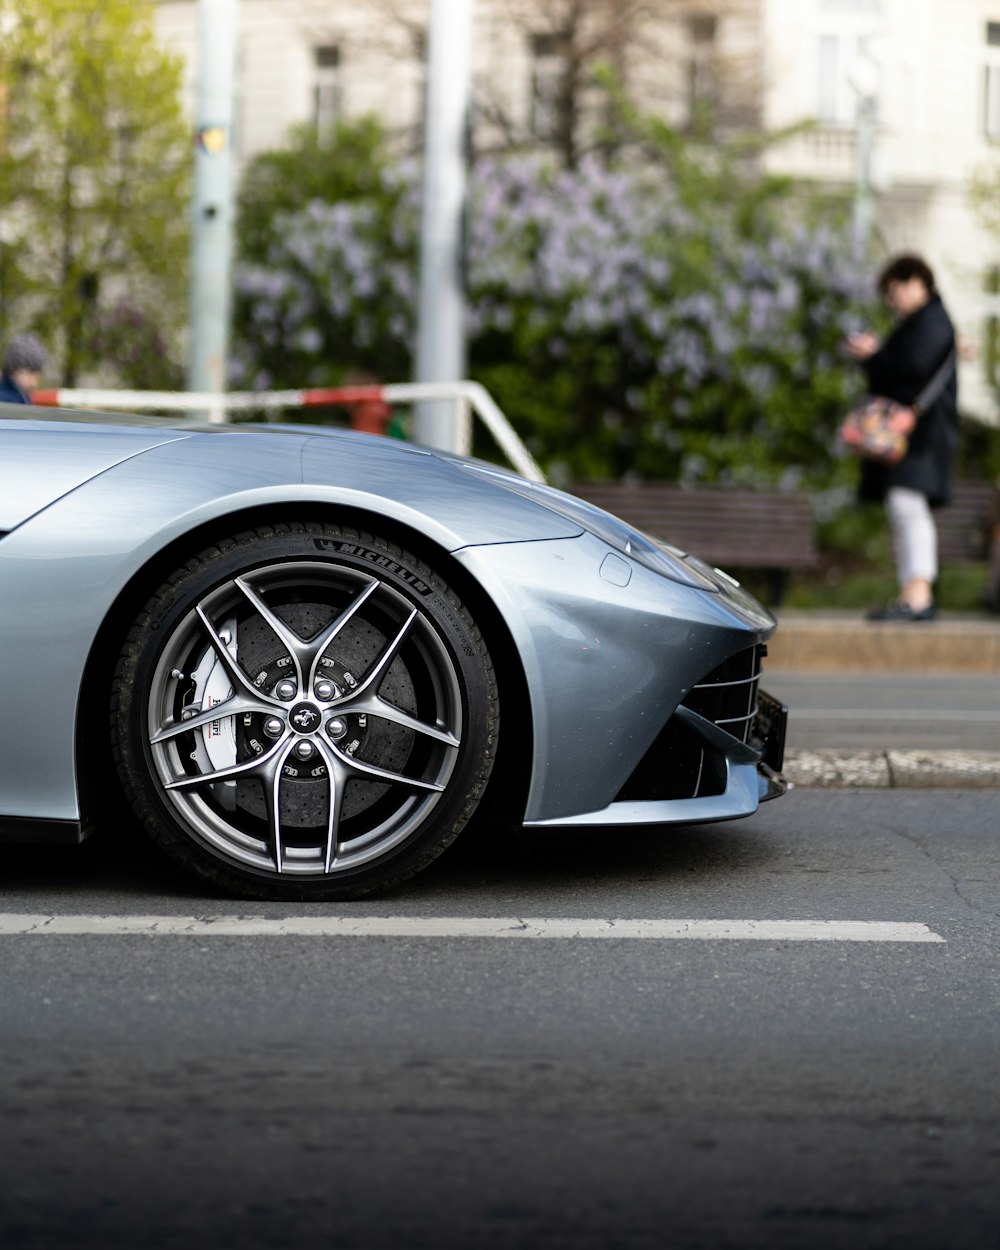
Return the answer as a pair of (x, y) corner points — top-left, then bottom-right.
(761, 0), (1000, 416)
(154, 0), (1000, 418)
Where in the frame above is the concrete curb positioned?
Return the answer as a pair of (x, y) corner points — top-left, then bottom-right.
(784, 749), (1000, 789)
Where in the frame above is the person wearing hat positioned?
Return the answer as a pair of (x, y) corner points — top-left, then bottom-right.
(0, 333), (46, 403)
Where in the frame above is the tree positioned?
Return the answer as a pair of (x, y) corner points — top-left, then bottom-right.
(305, 0), (763, 168)
(232, 145), (875, 488)
(0, 0), (190, 385)
(230, 6), (872, 489)
(237, 116), (398, 268)
(474, 0), (756, 168)
(233, 116), (414, 390)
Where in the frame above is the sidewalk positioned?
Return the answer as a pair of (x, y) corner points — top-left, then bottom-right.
(767, 610), (1000, 674)
(765, 611), (1000, 789)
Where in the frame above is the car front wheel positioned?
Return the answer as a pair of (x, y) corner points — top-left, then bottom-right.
(111, 523), (498, 900)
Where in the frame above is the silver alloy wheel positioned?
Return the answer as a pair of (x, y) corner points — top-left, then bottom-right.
(144, 558), (464, 878)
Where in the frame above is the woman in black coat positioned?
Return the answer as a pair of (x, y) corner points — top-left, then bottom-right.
(846, 253), (958, 621)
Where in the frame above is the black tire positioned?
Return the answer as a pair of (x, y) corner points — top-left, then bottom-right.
(111, 523), (498, 900)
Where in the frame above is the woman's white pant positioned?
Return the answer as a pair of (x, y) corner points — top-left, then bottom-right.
(886, 486), (937, 584)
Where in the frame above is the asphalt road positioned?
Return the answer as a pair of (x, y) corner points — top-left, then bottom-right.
(1, 789), (999, 1250)
(764, 670), (1000, 752)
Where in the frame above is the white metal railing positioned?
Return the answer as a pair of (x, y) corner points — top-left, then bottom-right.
(29, 380), (546, 483)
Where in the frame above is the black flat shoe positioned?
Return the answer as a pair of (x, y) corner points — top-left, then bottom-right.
(865, 600), (936, 622)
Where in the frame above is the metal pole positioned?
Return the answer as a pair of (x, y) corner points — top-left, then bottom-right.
(413, 0), (474, 451)
(188, 0), (239, 421)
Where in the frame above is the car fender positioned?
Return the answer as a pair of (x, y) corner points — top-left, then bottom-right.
(456, 534), (775, 823)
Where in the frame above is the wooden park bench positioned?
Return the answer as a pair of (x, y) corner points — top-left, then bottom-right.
(937, 478), (998, 566)
(571, 480), (817, 603)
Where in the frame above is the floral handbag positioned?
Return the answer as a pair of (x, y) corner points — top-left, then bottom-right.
(839, 349), (956, 466)
(839, 396), (917, 465)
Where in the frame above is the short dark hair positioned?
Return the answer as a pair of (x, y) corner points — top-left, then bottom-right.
(877, 253), (936, 296)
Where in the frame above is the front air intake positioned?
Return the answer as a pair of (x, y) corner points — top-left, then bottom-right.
(681, 644), (765, 745)
(615, 645), (767, 802)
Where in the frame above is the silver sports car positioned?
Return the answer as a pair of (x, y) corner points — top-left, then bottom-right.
(0, 408), (787, 900)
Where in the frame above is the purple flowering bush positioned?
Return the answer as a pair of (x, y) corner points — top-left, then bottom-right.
(84, 298), (186, 390)
(232, 146), (876, 486)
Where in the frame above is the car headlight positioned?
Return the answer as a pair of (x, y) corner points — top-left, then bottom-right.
(455, 462), (720, 591)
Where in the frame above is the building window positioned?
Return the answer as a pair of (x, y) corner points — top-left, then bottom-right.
(313, 45), (341, 139)
(986, 22), (1000, 138)
(987, 66), (1000, 138)
(685, 13), (718, 124)
(813, 0), (883, 127)
(530, 31), (570, 143)
(817, 33), (841, 122)
(815, 32), (867, 125)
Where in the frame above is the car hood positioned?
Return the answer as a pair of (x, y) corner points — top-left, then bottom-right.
(0, 411), (580, 548)
(0, 417), (191, 530)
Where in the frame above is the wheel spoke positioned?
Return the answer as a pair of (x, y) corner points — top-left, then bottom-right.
(314, 739), (347, 873)
(343, 693), (460, 747)
(260, 740), (296, 874)
(333, 743), (446, 793)
(150, 692), (276, 745)
(337, 607), (418, 704)
(162, 734), (289, 790)
(306, 577), (380, 690)
(234, 575), (309, 689)
(195, 604), (274, 701)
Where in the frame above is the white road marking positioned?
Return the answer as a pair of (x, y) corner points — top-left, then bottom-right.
(0, 914), (945, 942)
(790, 708), (1000, 722)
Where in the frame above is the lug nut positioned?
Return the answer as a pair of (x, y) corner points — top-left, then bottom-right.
(314, 679), (336, 701)
(327, 717), (348, 740)
(274, 679), (297, 701)
(263, 717), (284, 739)
(293, 741), (316, 761)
